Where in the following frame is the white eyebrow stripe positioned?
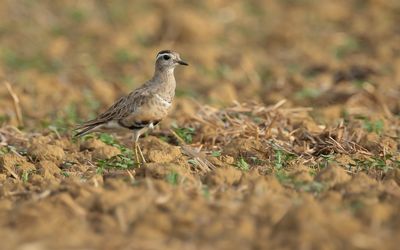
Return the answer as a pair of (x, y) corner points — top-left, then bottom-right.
(156, 53), (171, 60)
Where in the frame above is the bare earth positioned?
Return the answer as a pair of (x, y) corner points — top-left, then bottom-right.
(0, 1), (399, 250)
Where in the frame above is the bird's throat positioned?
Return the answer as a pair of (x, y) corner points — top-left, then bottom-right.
(153, 68), (176, 98)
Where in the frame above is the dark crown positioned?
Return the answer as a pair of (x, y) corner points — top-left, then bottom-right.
(157, 50), (172, 56)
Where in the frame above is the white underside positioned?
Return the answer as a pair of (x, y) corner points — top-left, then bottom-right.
(98, 120), (156, 136)
(81, 119), (159, 143)
(102, 120), (126, 130)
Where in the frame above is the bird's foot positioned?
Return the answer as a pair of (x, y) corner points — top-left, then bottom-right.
(133, 142), (146, 167)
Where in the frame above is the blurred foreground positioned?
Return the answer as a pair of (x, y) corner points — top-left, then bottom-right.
(0, 1), (400, 249)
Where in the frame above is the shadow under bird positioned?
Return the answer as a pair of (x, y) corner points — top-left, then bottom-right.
(74, 50), (188, 164)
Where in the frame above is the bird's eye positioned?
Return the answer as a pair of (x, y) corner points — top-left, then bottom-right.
(163, 55), (170, 60)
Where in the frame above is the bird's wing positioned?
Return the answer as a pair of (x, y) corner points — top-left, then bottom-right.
(75, 87), (153, 130)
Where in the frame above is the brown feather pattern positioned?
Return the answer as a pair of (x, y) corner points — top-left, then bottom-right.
(74, 50), (185, 138)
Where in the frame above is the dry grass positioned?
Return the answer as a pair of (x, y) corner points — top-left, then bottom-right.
(0, 0), (400, 249)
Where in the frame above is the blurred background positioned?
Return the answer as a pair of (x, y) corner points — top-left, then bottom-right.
(0, 0), (399, 129)
(1, 1), (400, 249)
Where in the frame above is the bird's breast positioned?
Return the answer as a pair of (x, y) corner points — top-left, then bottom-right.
(155, 94), (172, 108)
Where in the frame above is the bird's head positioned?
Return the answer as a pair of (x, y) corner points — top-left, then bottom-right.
(155, 50), (188, 72)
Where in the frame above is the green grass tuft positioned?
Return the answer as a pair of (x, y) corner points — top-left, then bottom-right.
(363, 119), (384, 135)
(96, 134), (136, 171)
(173, 125), (196, 144)
(166, 171), (179, 185)
(236, 157), (250, 171)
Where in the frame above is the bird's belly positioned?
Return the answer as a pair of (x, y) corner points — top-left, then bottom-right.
(143, 99), (172, 119)
(101, 120), (130, 131)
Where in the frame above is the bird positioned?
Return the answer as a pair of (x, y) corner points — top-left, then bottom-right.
(74, 50), (188, 165)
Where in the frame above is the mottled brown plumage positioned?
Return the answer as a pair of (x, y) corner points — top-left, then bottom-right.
(74, 50), (188, 164)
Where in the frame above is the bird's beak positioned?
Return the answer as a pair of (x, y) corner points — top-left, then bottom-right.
(176, 59), (189, 66)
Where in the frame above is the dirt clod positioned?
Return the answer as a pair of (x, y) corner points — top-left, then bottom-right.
(29, 144), (65, 163)
(204, 167), (242, 186)
(142, 136), (182, 163)
(315, 163), (351, 187)
(0, 1), (399, 249)
(0, 153), (36, 177)
(80, 138), (121, 160)
(37, 160), (61, 176)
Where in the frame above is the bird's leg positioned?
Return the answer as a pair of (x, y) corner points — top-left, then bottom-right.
(132, 130), (146, 166)
(133, 141), (140, 166)
(132, 131), (141, 167)
(137, 143), (146, 164)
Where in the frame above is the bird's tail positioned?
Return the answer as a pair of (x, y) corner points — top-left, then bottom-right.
(73, 121), (103, 137)
(74, 126), (96, 137)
